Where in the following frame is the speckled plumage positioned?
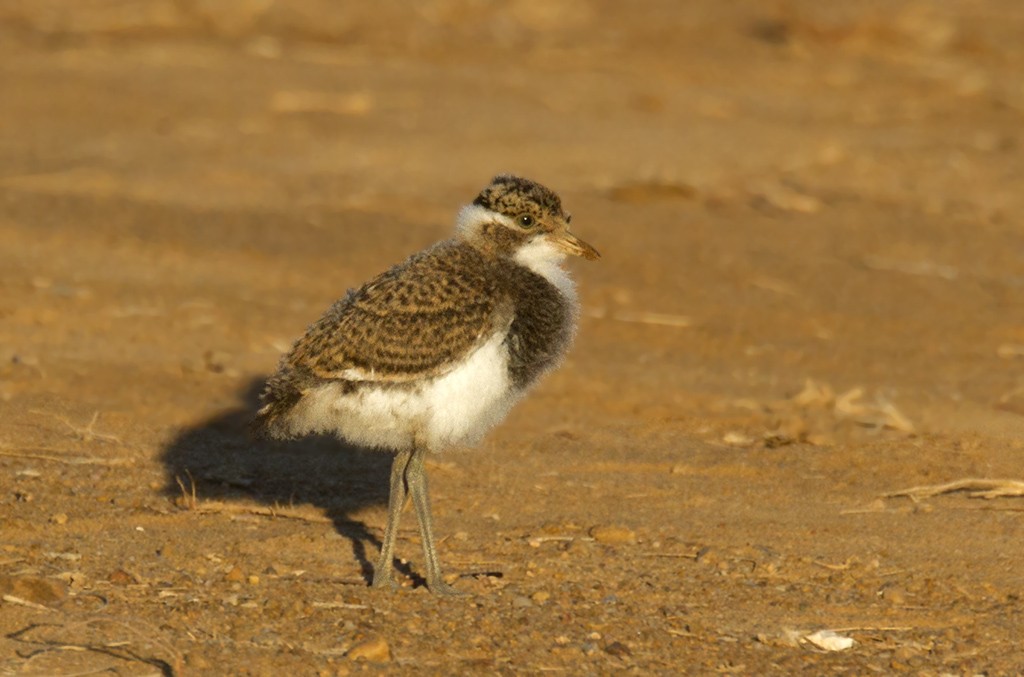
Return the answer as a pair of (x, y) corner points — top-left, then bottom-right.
(252, 174), (598, 593)
(291, 242), (501, 382)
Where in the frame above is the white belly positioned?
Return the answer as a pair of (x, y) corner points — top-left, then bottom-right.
(290, 330), (520, 452)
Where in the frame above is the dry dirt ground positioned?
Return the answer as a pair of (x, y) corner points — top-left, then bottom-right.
(2, 1), (1024, 674)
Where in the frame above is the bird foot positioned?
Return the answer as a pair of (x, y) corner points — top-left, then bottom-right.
(427, 578), (467, 597)
(371, 572), (400, 591)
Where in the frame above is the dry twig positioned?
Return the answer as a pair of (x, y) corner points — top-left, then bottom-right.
(29, 410), (122, 444)
(189, 501), (334, 523)
(174, 471), (197, 510)
(2, 594), (56, 612)
(9, 616), (183, 676)
(886, 478), (1024, 501)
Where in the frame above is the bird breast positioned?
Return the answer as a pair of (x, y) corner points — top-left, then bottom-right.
(500, 248), (579, 390)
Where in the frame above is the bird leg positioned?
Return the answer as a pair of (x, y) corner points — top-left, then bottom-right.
(372, 447), (412, 589)
(405, 445), (462, 595)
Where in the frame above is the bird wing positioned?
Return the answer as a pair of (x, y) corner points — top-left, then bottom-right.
(286, 241), (508, 383)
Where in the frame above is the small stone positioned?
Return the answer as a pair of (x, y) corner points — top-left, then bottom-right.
(347, 636), (391, 663)
(511, 595), (533, 608)
(754, 181), (822, 214)
(695, 547), (718, 565)
(50, 513), (68, 525)
(892, 645), (918, 662)
(55, 571), (88, 591)
(247, 575), (260, 586)
(0, 575), (67, 606)
(804, 629), (855, 651)
(186, 654), (211, 670)
(531, 591), (551, 604)
(604, 641), (632, 657)
(224, 566), (245, 583)
(882, 586), (907, 605)
(722, 431), (753, 446)
(589, 525), (637, 545)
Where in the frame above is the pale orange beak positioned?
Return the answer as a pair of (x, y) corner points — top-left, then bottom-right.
(553, 231), (601, 260)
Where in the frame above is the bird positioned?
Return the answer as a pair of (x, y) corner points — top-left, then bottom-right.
(252, 174), (599, 594)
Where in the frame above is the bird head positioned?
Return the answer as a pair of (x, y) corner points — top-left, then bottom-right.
(456, 175), (600, 263)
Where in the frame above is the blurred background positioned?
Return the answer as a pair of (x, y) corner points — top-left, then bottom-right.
(4, 0), (1023, 420)
(2, 1), (1024, 672)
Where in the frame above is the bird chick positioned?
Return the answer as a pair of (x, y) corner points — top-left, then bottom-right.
(253, 174), (599, 594)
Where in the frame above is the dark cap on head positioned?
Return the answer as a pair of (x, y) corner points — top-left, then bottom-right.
(473, 174), (564, 218)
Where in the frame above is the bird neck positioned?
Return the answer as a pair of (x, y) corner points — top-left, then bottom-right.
(511, 238), (576, 302)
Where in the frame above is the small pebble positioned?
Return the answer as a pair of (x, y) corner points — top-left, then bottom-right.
(0, 575), (67, 605)
(187, 655), (211, 670)
(590, 525), (637, 545)
(225, 566), (245, 583)
(882, 587), (907, 605)
(50, 513), (68, 525)
(511, 595), (533, 608)
(347, 636), (391, 663)
(604, 641), (632, 657)
(722, 431), (754, 446)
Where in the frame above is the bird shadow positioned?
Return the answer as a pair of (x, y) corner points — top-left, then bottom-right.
(158, 377), (419, 586)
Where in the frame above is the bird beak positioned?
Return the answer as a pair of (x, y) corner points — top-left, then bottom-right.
(553, 231), (601, 261)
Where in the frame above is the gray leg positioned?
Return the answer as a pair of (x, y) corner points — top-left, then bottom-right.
(405, 446), (462, 595)
(372, 447), (412, 589)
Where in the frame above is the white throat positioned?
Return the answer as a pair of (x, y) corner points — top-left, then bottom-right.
(513, 237), (578, 303)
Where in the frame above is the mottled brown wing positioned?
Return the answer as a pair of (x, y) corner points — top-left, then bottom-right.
(286, 240), (505, 382)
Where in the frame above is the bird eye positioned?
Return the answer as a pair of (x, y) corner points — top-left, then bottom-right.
(518, 214), (535, 228)
(565, 214), (572, 224)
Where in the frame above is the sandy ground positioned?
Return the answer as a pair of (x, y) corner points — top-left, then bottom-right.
(2, 1), (1024, 674)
